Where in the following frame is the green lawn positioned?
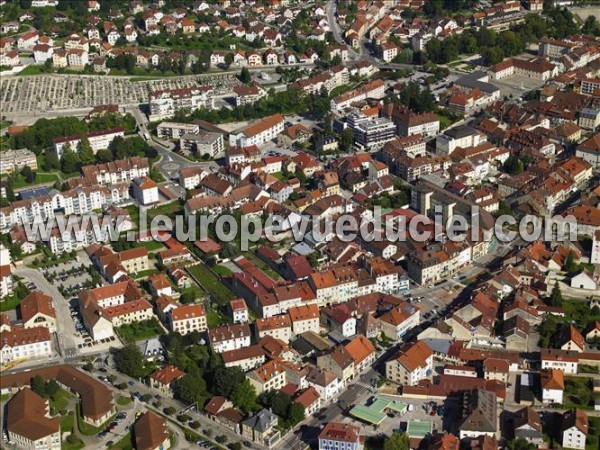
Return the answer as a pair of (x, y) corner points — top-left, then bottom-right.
(564, 299), (600, 330)
(17, 65), (50, 76)
(564, 377), (595, 410)
(27, 252), (76, 269)
(139, 240), (165, 252)
(116, 318), (164, 342)
(61, 410), (75, 433)
(116, 396), (132, 406)
(125, 202), (183, 227)
(11, 172), (59, 188)
(186, 264), (236, 305)
(0, 294), (22, 312)
(134, 269), (159, 279)
(587, 417), (600, 450)
(49, 388), (73, 414)
(213, 265), (233, 277)
(109, 432), (134, 450)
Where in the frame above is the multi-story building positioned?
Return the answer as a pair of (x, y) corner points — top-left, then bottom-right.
(6, 388), (61, 450)
(208, 323), (251, 353)
(377, 302), (420, 341)
(383, 104), (440, 138)
(0, 265), (14, 299)
(149, 87), (214, 121)
(255, 314), (293, 343)
(347, 111), (397, 150)
(541, 369), (565, 404)
(436, 125), (487, 155)
(222, 345), (266, 371)
(0, 326), (52, 365)
(233, 84), (268, 106)
(0, 149), (38, 175)
(309, 267), (359, 307)
(246, 359), (287, 394)
(578, 108), (600, 130)
(581, 78), (600, 96)
(385, 341), (433, 386)
(331, 79), (385, 111)
(132, 176), (159, 206)
(459, 390), (498, 439)
(169, 304), (207, 335)
(562, 409), (588, 450)
(288, 304), (320, 335)
(156, 122), (200, 140)
(80, 157), (150, 185)
(228, 299), (249, 324)
(229, 114), (285, 147)
(181, 132), (225, 158)
(20, 291), (56, 332)
(53, 127), (125, 158)
(319, 422), (363, 450)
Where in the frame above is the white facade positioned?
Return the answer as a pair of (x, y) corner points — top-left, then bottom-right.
(563, 426), (587, 450)
(543, 387), (564, 404)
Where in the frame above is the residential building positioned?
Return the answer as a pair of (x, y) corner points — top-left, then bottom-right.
(134, 411), (171, 450)
(20, 291), (56, 332)
(541, 369), (565, 404)
(0, 149), (38, 175)
(156, 122), (200, 140)
(149, 87), (214, 121)
(242, 409), (280, 446)
(513, 407), (544, 445)
(385, 341), (433, 386)
(53, 127), (125, 158)
(319, 422), (363, 450)
(229, 114), (285, 147)
(132, 177), (159, 206)
(169, 304), (207, 335)
(255, 314), (292, 343)
(0, 326), (52, 365)
(459, 389), (498, 439)
(347, 111), (397, 150)
(149, 364), (185, 396)
(0, 265), (14, 299)
(246, 359), (287, 393)
(562, 409), (588, 450)
(6, 388), (61, 450)
(222, 345), (266, 372)
(208, 323), (251, 353)
(288, 304), (320, 335)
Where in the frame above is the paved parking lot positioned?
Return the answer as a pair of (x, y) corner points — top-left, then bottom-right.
(492, 73), (547, 98)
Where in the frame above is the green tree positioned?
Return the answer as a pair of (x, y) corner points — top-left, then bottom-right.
(270, 391), (292, 417)
(340, 128), (354, 152)
(61, 144), (80, 174)
(502, 155), (524, 175)
(239, 67), (251, 84)
(77, 137), (95, 166)
(285, 402), (305, 427)
(114, 343), (146, 377)
(549, 282), (563, 307)
(212, 366), (245, 397)
(506, 438), (536, 450)
(20, 165), (35, 183)
(563, 250), (576, 273)
(45, 379), (60, 398)
(174, 373), (207, 405)
(31, 375), (47, 397)
(231, 379), (258, 413)
(384, 432), (409, 450)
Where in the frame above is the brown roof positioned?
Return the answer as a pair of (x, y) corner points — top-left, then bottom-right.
(150, 364), (185, 385)
(171, 304), (205, 321)
(391, 341), (433, 372)
(319, 422), (360, 443)
(344, 334), (375, 366)
(294, 386), (320, 409)
(20, 291), (56, 322)
(222, 345), (265, 364)
(0, 365), (113, 421)
(483, 358), (509, 374)
(1, 326), (51, 348)
(242, 113), (284, 138)
(288, 304), (319, 323)
(541, 368), (565, 390)
(563, 409), (589, 435)
(134, 411), (169, 450)
(6, 388), (60, 441)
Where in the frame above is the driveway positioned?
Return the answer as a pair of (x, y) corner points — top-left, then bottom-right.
(14, 267), (78, 360)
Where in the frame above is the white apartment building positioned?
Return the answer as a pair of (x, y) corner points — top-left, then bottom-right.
(0, 265), (13, 300)
(0, 149), (37, 175)
(541, 350), (579, 375)
(562, 410), (588, 450)
(181, 132), (225, 158)
(156, 122), (200, 140)
(149, 87), (214, 121)
(132, 176), (159, 205)
(81, 157), (150, 185)
(385, 341), (433, 386)
(541, 369), (564, 404)
(319, 422), (362, 450)
(208, 323), (251, 353)
(229, 114), (285, 147)
(436, 125), (487, 155)
(0, 327), (52, 366)
(288, 304), (320, 335)
(255, 315), (293, 343)
(247, 359), (287, 394)
(169, 304), (207, 335)
(53, 127), (124, 158)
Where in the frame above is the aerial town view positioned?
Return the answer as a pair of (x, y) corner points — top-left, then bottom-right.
(1, 0), (600, 449)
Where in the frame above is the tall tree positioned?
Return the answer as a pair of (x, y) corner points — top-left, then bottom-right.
(239, 67), (251, 84)
(549, 282), (563, 307)
(384, 432), (409, 450)
(31, 375), (47, 397)
(77, 137), (95, 166)
(115, 343), (145, 377)
(174, 373), (207, 405)
(231, 379), (258, 413)
(61, 144), (80, 174)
